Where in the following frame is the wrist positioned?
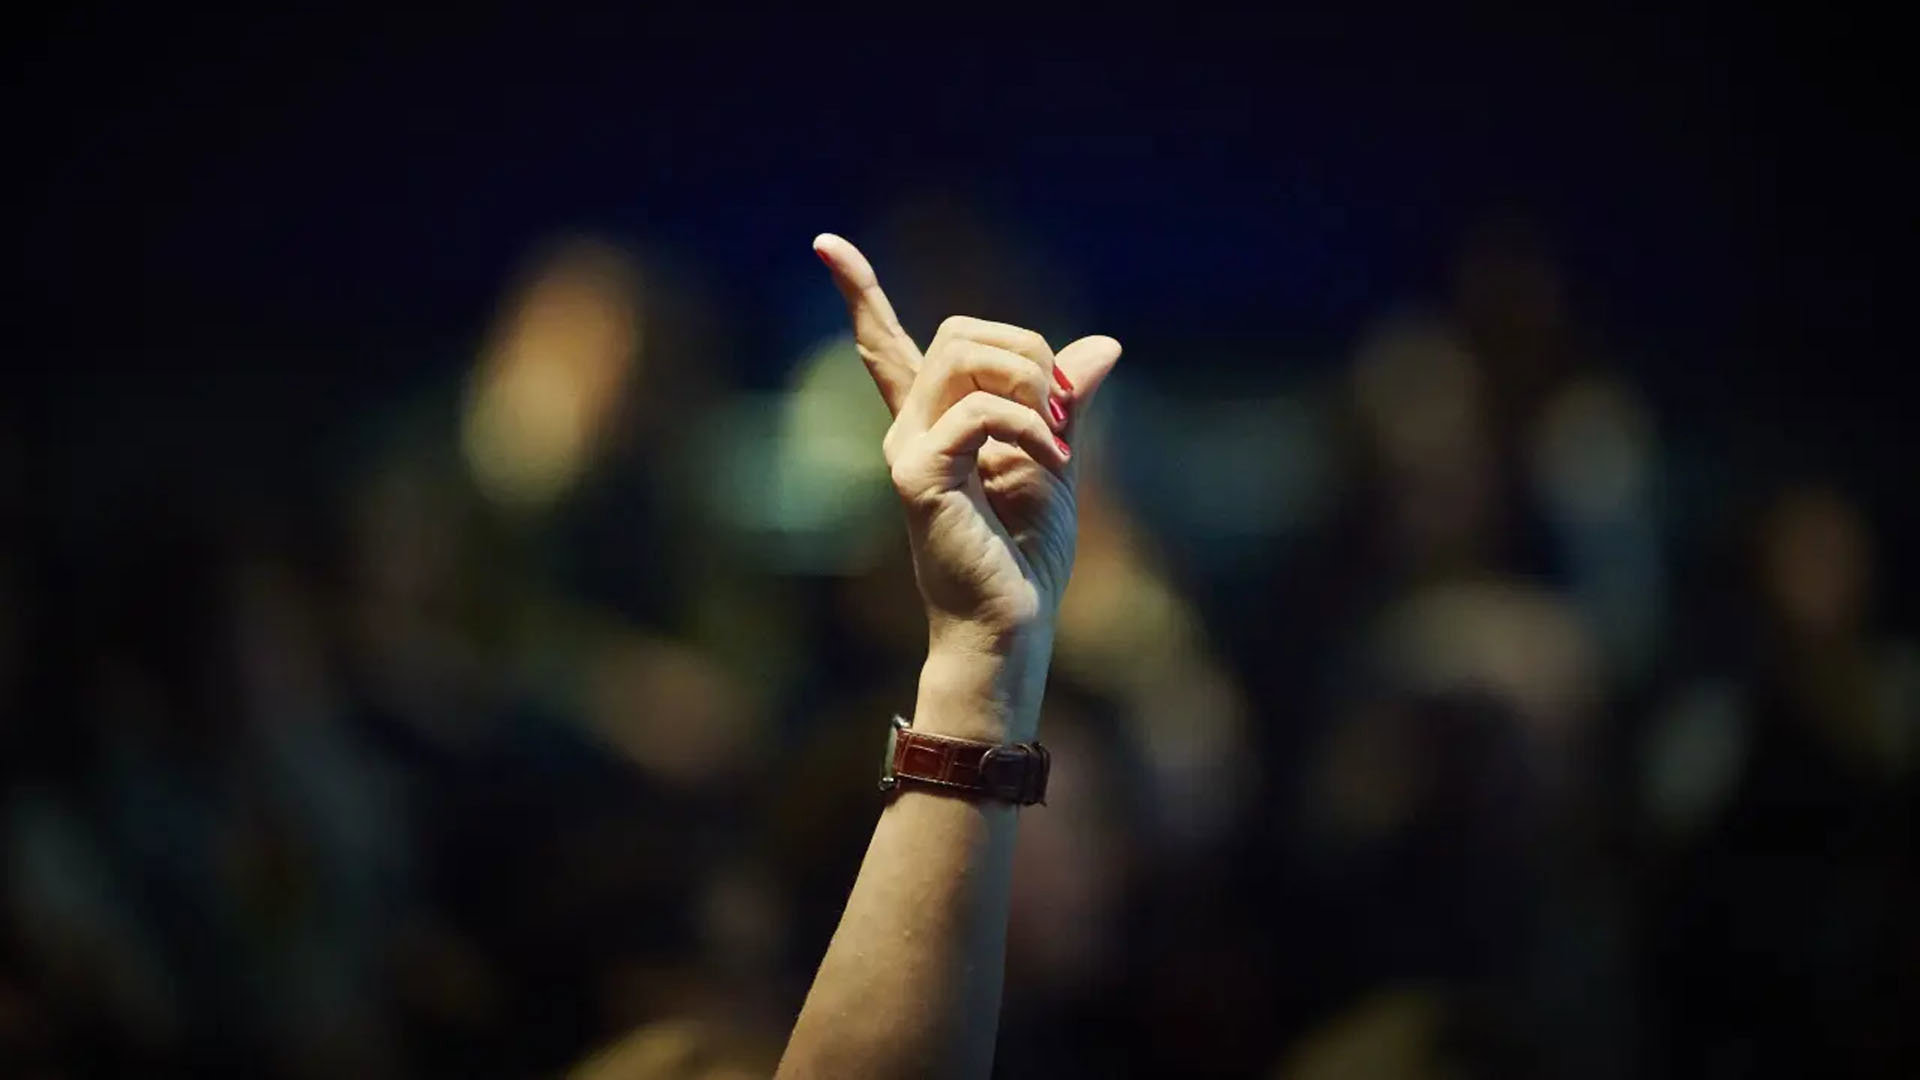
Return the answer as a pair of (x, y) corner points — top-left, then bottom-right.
(913, 626), (1052, 743)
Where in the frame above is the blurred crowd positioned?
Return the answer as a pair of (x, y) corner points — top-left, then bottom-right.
(3, 202), (1914, 1079)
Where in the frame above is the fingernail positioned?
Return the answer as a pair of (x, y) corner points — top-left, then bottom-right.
(814, 247), (831, 265)
(1052, 366), (1075, 393)
(1054, 436), (1071, 460)
(1047, 396), (1068, 427)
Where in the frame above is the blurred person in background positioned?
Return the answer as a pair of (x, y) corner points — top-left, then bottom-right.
(9, 43), (1910, 1075)
(1642, 483), (1918, 1077)
(9, 198), (1908, 1080)
(340, 240), (778, 1076)
(1242, 222), (1658, 1078)
(5, 499), (414, 1078)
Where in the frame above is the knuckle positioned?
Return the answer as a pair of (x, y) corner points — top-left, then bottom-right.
(889, 451), (942, 510)
(953, 343), (1006, 379)
(954, 347), (1041, 400)
(937, 314), (976, 340)
(1016, 327), (1051, 356)
(947, 341), (987, 372)
(888, 456), (917, 497)
(1021, 364), (1049, 400)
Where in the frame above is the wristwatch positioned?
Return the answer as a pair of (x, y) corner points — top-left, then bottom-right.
(878, 715), (1050, 806)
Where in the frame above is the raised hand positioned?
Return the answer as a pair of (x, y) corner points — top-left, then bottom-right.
(813, 234), (1120, 740)
(774, 235), (1121, 1079)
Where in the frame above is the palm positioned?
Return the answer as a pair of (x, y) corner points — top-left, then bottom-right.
(977, 442), (1074, 592)
(909, 443), (1074, 630)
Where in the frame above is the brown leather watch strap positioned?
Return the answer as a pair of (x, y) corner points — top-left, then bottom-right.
(880, 716), (1050, 806)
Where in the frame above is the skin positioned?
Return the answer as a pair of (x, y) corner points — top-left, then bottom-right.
(774, 234), (1120, 1079)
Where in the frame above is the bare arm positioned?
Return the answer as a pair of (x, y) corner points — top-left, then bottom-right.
(776, 236), (1120, 1079)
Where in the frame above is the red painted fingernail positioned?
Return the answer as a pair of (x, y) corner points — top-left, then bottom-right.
(1047, 396), (1068, 427)
(1054, 436), (1071, 459)
(814, 247), (831, 266)
(1052, 366), (1075, 393)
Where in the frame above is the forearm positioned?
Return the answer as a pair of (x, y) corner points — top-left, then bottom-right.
(776, 645), (1045, 1080)
(777, 791), (1016, 1079)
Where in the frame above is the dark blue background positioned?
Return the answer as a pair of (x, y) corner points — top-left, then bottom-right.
(14, 7), (1909, 541)
(16, 11), (1895, 346)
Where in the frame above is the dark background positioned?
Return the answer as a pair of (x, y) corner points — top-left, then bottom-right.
(6, 7), (1914, 1078)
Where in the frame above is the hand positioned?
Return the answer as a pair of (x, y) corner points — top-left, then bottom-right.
(814, 233), (1120, 740)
